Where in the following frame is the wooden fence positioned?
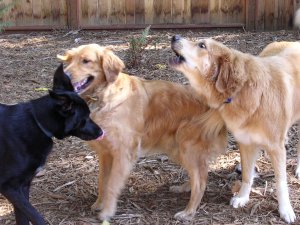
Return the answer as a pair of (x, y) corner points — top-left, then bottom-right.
(1, 0), (300, 31)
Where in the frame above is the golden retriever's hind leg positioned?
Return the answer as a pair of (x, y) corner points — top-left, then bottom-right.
(98, 154), (133, 221)
(174, 152), (208, 221)
(267, 143), (296, 223)
(91, 152), (113, 212)
(230, 144), (259, 208)
(295, 122), (300, 178)
(169, 181), (191, 193)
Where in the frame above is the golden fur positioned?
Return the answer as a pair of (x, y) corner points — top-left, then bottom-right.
(170, 37), (300, 223)
(57, 44), (227, 221)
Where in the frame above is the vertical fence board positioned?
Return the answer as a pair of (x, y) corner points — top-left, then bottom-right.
(183, 0), (191, 23)
(32, 0), (42, 25)
(255, 0), (265, 30)
(97, 0), (109, 25)
(264, 0), (276, 30)
(109, 0), (125, 24)
(125, 0), (135, 24)
(246, 0), (256, 30)
(210, 0), (220, 24)
(161, 0), (172, 23)
(145, 0), (154, 23)
(135, 0), (145, 24)
(172, 0), (183, 23)
(191, 0), (209, 24)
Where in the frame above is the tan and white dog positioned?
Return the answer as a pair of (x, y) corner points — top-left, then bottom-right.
(57, 44), (227, 221)
(169, 35), (300, 223)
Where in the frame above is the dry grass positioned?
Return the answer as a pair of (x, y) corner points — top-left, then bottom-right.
(0, 29), (300, 225)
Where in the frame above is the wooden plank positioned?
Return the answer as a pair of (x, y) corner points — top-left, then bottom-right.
(209, 0), (220, 24)
(60, 0), (68, 26)
(41, 0), (51, 25)
(264, 0), (276, 30)
(219, 0), (244, 24)
(67, 0), (80, 28)
(98, 0), (109, 25)
(191, 0), (209, 24)
(145, 0), (154, 24)
(172, 0), (184, 23)
(2, 0), (15, 24)
(32, 0), (42, 25)
(153, 0), (171, 23)
(255, 0), (265, 30)
(51, 0), (61, 25)
(135, 0), (145, 24)
(109, 0), (125, 24)
(245, 0), (256, 30)
(125, 0), (135, 24)
(88, 0), (99, 24)
(183, 0), (191, 23)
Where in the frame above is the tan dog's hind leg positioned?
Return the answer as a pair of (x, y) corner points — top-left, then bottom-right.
(230, 144), (259, 208)
(91, 152), (113, 211)
(174, 146), (208, 221)
(97, 153), (133, 221)
(267, 143), (296, 223)
(295, 122), (300, 178)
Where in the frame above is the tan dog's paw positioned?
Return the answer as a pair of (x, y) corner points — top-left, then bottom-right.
(169, 182), (191, 193)
(98, 210), (114, 222)
(91, 198), (103, 212)
(174, 210), (195, 221)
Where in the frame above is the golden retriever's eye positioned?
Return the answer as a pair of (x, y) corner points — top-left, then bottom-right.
(198, 42), (206, 49)
(82, 59), (91, 64)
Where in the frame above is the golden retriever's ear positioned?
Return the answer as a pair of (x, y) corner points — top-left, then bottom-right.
(57, 50), (73, 62)
(215, 56), (234, 93)
(102, 50), (125, 82)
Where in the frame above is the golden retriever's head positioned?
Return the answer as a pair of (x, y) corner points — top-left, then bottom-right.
(57, 44), (124, 95)
(169, 35), (243, 108)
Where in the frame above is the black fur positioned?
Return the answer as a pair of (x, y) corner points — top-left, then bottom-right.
(0, 64), (103, 225)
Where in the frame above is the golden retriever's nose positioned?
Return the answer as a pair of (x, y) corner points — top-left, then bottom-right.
(171, 35), (181, 43)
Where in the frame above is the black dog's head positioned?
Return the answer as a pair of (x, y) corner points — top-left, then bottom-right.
(48, 64), (104, 140)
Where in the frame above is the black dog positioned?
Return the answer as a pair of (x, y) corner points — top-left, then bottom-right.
(0, 64), (103, 225)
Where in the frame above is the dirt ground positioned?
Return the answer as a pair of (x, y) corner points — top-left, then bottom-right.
(0, 28), (300, 225)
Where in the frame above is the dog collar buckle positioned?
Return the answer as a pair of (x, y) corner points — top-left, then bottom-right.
(224, 97), (232, 104)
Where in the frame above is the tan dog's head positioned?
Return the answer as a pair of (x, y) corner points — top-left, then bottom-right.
(169, 35), (244, 108)
(57, 44), (125, 95)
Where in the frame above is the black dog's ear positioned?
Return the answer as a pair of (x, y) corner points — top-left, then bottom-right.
(53, 64), (74, 91)
(49, 90), (74, 116)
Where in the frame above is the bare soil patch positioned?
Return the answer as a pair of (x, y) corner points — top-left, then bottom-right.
(0, 29), (300, 225)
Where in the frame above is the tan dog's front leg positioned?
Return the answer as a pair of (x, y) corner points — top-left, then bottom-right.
(230, 144), (259, 208)
(92, 152), (113, 211)
(98, 153), (133, 221)
(267, 143), (296, 223)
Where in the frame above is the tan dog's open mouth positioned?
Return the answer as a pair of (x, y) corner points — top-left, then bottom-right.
(169, 35), (186, 67)
(72, 76), (94, 93)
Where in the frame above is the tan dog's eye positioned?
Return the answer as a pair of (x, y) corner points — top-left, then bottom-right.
(198, 42), (206, 49)
(82, 59), (91, 64)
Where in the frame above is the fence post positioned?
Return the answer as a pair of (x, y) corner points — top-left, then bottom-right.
(245, 0), (256, 30)
(67, 0), (80, 29)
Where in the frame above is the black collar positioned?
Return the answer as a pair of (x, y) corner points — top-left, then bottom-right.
(31, 106), (53, 138)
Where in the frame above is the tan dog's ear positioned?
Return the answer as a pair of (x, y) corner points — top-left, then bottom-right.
(57, 50), (73, 62)
(102, 50), (125, 82)
(215, 56), (234, 93)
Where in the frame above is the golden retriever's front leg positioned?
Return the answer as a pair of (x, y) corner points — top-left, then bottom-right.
(230, 144), (259, 208)
(296, 122), (300, 178)
(91, 152), (113, 211)
(97, 153), (133, 221)
(267, 143), (296, 223)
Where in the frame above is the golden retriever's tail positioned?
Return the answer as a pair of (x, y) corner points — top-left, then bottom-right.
(199, 109), (226, 139)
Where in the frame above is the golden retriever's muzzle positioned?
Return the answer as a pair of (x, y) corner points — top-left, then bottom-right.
(72, 75), (94, 93)
(169, 35), (185, 66)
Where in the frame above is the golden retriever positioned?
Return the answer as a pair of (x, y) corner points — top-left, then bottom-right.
(57, 44), (227, 221)
(169, 35), (300, 223)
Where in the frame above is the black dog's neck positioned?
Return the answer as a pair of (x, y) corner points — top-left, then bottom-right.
(30, 95), (60, 139)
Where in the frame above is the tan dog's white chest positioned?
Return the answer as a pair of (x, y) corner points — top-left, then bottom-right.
(233, 128), (265, 146)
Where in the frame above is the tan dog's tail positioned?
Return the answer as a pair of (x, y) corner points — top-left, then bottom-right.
(199, 109), (226, 139)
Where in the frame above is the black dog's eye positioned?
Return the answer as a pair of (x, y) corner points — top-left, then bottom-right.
(198, 42), (206, 49)
(82, 59), (91, 64)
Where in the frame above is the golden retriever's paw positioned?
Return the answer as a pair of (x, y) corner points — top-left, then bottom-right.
(91, 199), (103, 212)
(169, 182), (191, 193)
(174, 210), (195, 221)
(230, 196), (249, 208)
(279, 205), (296, 223)
(98, 210), (114, 222)
(295, 166), (300, 179)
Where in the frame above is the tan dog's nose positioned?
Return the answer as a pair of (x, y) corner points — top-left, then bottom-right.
(171, 35), (181, 43)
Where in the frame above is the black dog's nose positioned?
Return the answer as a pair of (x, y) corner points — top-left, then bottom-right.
(171, 35), (181, 43)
